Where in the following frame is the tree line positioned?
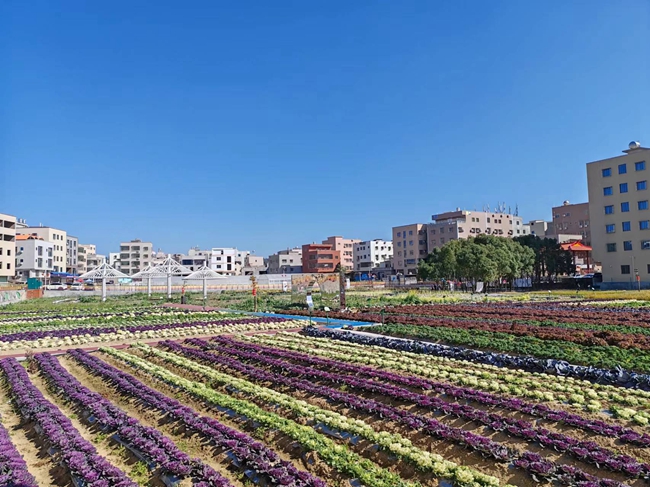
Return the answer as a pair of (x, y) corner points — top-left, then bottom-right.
(417, 234), (574, 286)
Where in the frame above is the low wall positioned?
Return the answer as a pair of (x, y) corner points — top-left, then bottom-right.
(0, 289), (26, 306)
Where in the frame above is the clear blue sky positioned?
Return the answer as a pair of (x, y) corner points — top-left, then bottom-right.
(1, 1), (648, 256)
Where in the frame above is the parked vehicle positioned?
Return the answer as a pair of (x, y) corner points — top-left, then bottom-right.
(68, 283), (83, 291)
(84, 283), (95, 291)
(45, 283), (67, 291)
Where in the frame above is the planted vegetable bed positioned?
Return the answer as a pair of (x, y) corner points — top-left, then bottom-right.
(2, 301), (650, 486)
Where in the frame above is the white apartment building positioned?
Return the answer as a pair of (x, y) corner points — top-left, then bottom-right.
(0, 213), (17, 283)
(119, 240), (153, 275)
(66, 235), (78, 274)
(267, 248), (303, 274)
(209, 247), (249, 275)
(15, 234), (53, 281)
(86, 253), (105, 272)
(427, 209), (528, 250)
(392, 223), (428, 276)
(587, 141), (650, 288)
(17, 226), (67, 272)
(353, 239), (393, 272)
(108, 252), (121, 271)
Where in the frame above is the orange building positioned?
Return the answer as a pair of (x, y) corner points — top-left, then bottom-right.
(301, 243), (341, 273)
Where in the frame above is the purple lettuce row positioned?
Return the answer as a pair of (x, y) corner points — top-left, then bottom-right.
(34, 352), (232, 487)
(167, 339), (625, 487)
(67, 349), (326, 487)
(0, 357), (137, 487)
(0, 309), (154, 324)
(303, 327), (650, 392)
(0, 316), (288, 344)
(0, 417), (37, 487)
(200, 336), (649, 480)
(219, 335), (650, 449)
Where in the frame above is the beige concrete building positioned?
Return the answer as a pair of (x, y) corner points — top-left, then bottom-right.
(119, 239), (153, 275)
(392, 223), (428, 276)
(267, 248), (303, 274)
(551, 201), (590, 245)
(322, 236), (362, 271)
(587, 141), (650, 288)
(427, 209), (529, 251)
(528, 220), (550, 238)
(17, 226), (67, 273)
(0, 213), (17, 283)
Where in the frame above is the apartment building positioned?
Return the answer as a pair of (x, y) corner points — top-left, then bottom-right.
(66, 235), (78, 274)
(528, 220), (550, 238)
(322, 236), (361, 271)
(17, 226), (67, 272)
(179, 248), (209, 272)
(15, 234), (53, 280)
(267, 248), (303, 274)
(392, 223), (428, 276)
(119, 239), (153, 275)
(587, 141), (650, 288)
(208, 248), (250, 275)
(108, 252), (121, 271)
(427, 209), (529, 252)
(302, 243), (341, 273)
(551, 201), (591, 245)
(0, 213), (16, 283)
(353, 239), (393, 272)
(86, 253), (105, 272)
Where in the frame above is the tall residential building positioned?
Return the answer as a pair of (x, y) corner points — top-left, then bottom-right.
(551, 201), (591, 245)
(587, 141), (650, 288)
(267, 248), (303, 274)
(86, 253), (106, 272)
(208, 248), (250, 275)
(392, 223), (428, 276)
(0, 213), (17, 283)
(108, 252), (121, 271)
(15, 234), (53, 280)
(119, 239), (153, 275)
(322, 236), (361, 271)
(302, 243), (341, 273)
(427, 209), (528, 252)
(353, 239), (393, 272)
(66, 235), (79, 274)
(17, 226), (67, 272)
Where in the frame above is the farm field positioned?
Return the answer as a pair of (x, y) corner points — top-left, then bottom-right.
(1, 300), (650, 486)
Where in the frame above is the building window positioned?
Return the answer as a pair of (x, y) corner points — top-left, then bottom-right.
(619, 163), (627, 174)
(440, 227), (445, 234)
(640, 200), (649, 210)
(408, 230), (413, 235)
(440, 238), (445, 244)
(606, 243), (617, 252)
(643, 240), (650, 250)
(620, 202), (629, 212)
(604, 186), (613, 196)
(624, 241), (633, 251)
(623, 221), (631, 232)
(397, 232), (401, 237)
(606, 224), (615, 233)
(409, 240), (414, 246)
(638, 181), (648, 191)
(620, 183), (629, 193)
(397, 242), (401, 247)
(621, 265), (631, 275)
(602, 168), (612, 177)
(636, 161), (646, 171)
(430, 228), (436, 234)
(641, 221), (650, 230)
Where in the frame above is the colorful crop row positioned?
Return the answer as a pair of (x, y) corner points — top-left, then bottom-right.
(196, 336), (647, 479)
(68, 349), (325, 487)
(163, 338), (628, 487)
(369, 322), (650, 373)
(0, 357), (137, 487)
(0, 417), (37, 487)
(255, 332), (650, 421)
(0, 317), (303, 351)
(101, 346), (420, 487)
(35, 352), (232, 486)
(303, 326), (650, 391)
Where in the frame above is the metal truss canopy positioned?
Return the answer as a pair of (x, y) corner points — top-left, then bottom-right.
(183, 266), (226, 280)
(78, 262), (129, 280)
(152, 256), (193, 276)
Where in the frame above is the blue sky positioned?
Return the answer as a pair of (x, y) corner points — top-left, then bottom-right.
(1, 1), (649, 256)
